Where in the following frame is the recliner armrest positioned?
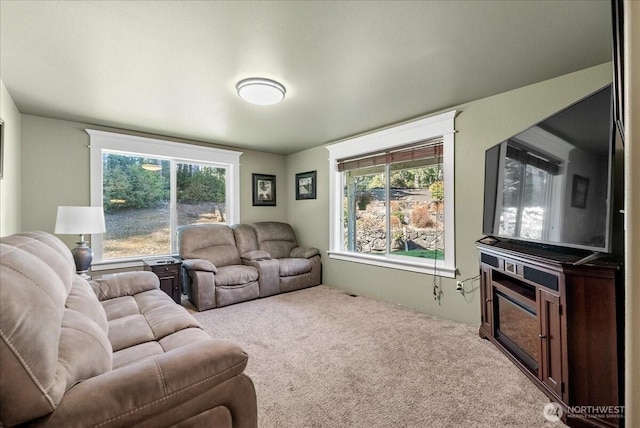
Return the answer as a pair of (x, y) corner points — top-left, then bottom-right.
(240, 250), (272, 261)
(290, 246), (320, 259)
(90, 271), (159, 301)
(182, 258), (218, 273)
(31, 339), (251, 427)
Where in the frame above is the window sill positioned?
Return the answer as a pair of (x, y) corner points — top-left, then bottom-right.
(91, 254), (179, 272)
(91, 259), (145, 271)
(327, 251), (456, 278)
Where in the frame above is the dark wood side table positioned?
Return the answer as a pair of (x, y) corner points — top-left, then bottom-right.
(144, 258), (182, 304)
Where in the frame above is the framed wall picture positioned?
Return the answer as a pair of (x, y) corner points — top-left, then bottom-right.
(295, 170), (317, 200)
(252, 173), (276, 206)
(571, 174), (589, 209)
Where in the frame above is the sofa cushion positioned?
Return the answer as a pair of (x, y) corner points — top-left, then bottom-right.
(102, 295), (141, 320)
(105, 289), (204, 352)
(215, 265), (259, 286)
(252, 222), (298, 259)
(55, 308), (113, 398)
(111, 327), (214, 369)
(232, 223), (259, 254)
(66, 276), (109, 334)
(113, 341), (164, 369)
(109, 314), (156, 352)
(178, 224), (242, 267)
(279, 258), (312, 277)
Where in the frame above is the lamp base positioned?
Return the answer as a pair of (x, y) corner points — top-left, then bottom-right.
(71, 240), (93, 277)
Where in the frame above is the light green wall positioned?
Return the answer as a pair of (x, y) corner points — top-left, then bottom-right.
(0, 80), (22, 236)
(285, 62), (613, 326)
(19, 115), (288, 249)
(286, 145), (330, 251)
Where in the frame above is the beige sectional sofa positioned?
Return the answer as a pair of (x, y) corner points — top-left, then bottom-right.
(0, 231), (257, 427)
(179, 222), (321, 311)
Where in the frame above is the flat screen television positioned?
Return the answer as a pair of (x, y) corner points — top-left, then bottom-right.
(482, 84), (614, 254)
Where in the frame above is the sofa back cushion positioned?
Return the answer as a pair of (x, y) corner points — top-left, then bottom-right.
(232, 223), (259, 254)
(0, 232), (112, 426)
(252, 222), (298, 259)
(178, 224), (242, 267)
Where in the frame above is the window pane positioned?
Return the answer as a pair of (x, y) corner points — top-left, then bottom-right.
(390, 161), (444, 260)
(343, 169), (386, 254)
(342, 158), (445, 260)
(177, 163), (227, 226)
(102, 154), (170, 259)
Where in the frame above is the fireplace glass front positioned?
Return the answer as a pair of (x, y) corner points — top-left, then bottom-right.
(494, 291), (539, 374)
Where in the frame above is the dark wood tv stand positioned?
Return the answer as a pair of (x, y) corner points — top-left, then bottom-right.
(477, 238), (624, 428)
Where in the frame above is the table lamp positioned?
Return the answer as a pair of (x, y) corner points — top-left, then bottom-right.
(55, 206), (106, 277)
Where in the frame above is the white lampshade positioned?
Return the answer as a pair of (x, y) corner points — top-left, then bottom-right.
(236, 78), (286, 105)
(55, 206), (106, 235)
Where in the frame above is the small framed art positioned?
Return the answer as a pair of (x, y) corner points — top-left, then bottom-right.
(252, 173), (276, 206)
(571, 174), (589, 209)
(295, 170), (317, 200)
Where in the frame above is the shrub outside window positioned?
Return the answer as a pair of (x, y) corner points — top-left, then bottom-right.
(326, 111), (456, 277)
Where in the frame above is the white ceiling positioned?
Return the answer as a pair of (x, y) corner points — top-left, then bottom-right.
(0, 1), (612, 155)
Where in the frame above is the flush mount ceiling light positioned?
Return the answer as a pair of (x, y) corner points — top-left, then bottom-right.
(236, 78), (286, 105)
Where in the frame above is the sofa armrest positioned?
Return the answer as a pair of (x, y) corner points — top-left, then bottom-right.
(182, 258), (218, 273)
(32, 340), (252, 427)
(90, 271), (159, 301)
(243, 258), (280, 298)
(240, 250), (271, 261)
(290, 246), (320, 259)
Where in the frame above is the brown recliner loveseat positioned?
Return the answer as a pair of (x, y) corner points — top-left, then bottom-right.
(0, 231), (257, 428)
(179, 222), (321, 311)
(234, 222), (322, 294)
(178, 224), (260, 312)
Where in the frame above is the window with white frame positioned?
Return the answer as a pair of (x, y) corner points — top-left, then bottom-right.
(326, 111), (456, 277)
(88, 130), (241, 266)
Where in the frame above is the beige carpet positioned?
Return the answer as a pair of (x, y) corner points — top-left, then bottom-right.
(189, 285), (565, 428)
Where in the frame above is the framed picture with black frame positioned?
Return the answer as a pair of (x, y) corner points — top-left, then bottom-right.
(295, 170), (317, 200)
(571, 174), (589, 209)
(252, 173), (276, 206)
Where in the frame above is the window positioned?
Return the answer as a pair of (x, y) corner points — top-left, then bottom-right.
(89, 130), (241, 267)
(326, 111), (456, 277)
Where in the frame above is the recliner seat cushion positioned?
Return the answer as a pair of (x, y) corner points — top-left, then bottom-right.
(214, 265), (259, 287)
(278, 258), (312, 277)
